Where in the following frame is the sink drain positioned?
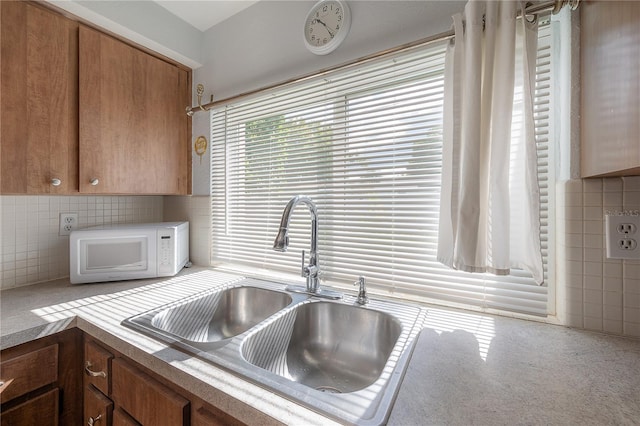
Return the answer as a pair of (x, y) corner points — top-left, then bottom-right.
(315, 386), (342, 394)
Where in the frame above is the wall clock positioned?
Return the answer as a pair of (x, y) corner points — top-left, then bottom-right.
(303, 0), (351, 55)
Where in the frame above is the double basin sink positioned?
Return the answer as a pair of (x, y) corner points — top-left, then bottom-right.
(122, 277), (424, 425)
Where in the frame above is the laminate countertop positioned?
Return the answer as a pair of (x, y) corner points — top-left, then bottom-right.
(2, 268), (639, 425)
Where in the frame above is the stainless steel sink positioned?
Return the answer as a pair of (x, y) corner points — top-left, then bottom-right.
(122, 277), (424, 425)
(242, 301), (402, 393)
(124, 283), (292, 347)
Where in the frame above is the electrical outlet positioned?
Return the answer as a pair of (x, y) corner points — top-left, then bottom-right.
(619, 239), (638, 250)
(618, 223), (637, 235)
(606, 214), (640, 259)
(59, 213), (78, 236)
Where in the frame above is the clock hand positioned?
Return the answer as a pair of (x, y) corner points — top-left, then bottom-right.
(314, 18), (335, 38)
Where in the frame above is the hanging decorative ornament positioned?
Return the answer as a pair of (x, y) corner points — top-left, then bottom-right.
(194, 135), (208, 164)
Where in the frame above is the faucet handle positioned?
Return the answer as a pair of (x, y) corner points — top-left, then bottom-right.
(354, 276), (368, 305)
(301, 250), (319, 278)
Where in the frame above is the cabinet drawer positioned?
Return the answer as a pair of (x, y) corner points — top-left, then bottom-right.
(0, 344), (58, 403)
(84, 340), (113, 396)
(0, 388), (59, 426)
(112, 358), (189, 425)
(85, 385), (113, 426)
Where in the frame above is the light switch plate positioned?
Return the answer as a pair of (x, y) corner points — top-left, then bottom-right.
(605, 214), (640, 259)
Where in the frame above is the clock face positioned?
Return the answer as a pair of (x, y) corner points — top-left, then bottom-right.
(304, 0), (351, 55)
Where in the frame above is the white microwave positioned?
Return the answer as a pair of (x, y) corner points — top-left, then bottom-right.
(70, 222), (189, 284)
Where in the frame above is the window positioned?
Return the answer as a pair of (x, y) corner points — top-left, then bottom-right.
(210, 19), (553, 316)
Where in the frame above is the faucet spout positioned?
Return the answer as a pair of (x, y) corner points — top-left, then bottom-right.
(273, 195), (319, 292)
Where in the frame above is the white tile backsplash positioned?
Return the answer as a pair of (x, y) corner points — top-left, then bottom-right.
(3, 177), (638, 340)
(163, 195), (211, 267)
(0, 195), (163, 290)
(557, 177), (640, 337)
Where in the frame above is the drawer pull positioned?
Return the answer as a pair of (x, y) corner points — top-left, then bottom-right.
(84, 361), (107, 379)
(87, 414), (102, 426)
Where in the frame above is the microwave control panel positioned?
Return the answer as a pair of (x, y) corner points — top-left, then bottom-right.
(158, 232), (175, 273)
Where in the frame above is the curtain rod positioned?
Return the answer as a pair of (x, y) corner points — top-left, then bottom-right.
(186, 0), (579, 116)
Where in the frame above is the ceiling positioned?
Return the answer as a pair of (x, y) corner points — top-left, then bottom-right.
(154, 0), (259, 32)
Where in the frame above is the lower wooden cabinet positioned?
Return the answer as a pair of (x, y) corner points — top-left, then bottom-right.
(2, 330), (246, 425)
(0, 329), (82, 425)
(85, 384), (113, 425)
(83, 335), (245, 426)
(1, 388), (60, 426)
(112, 358), (190, 425)
(84, 339), (114, 396)
(0, 344), (58, 403)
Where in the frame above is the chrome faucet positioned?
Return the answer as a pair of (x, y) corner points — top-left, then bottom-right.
(273, 195), (320, 292)
(273, 195), (341, 299)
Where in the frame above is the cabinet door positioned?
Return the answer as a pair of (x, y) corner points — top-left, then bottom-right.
(79, 26), (191, 195)
(581, 1), (640, 177)
(112, 358), (189, 425)
(0, 1), (79, 194)
(84, 340), (114, 396)
(0, 344), (58, 403)
(85, 385), (113, 426)
(1, 328), (82, 425)
(0, 388), (59, 426)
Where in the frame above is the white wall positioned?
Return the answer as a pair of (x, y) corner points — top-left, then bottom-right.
(195, 0), (465, 100)
(190, 0), (466, 194)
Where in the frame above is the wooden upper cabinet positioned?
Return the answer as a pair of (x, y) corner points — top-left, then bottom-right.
(581, 1), (640, 177)
(0, 1), (79, 194)
(79, 26), (191, 194)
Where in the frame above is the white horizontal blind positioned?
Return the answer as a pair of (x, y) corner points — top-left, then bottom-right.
(210, 20), (552, 316)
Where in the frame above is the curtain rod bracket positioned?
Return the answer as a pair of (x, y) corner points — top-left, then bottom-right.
(553, 0), (580, 14)
(186, 83), (212, 116)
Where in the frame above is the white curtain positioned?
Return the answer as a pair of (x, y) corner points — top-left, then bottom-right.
(437, 0), (544, 284)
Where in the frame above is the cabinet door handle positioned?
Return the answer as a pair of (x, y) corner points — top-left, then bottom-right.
(89, 178), (99, 186)
(87, 414), (102, 426)
(84, 361), (107, 378)
(51, 178), (62, 186)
